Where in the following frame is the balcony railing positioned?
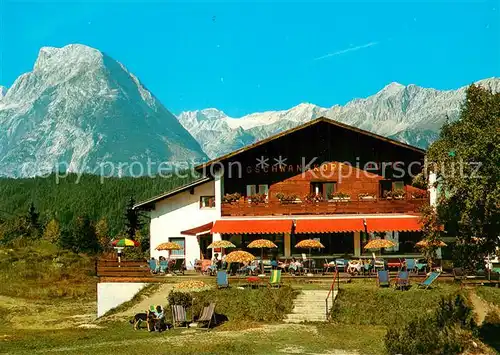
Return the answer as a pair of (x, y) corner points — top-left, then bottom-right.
(221, 197), (428, 216)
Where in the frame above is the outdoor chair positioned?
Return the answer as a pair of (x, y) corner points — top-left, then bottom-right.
(416, 261), (427, 274)
(269, 269), (282, 288)
(405, 258), (417, 274)
(418, 271), (441, 289)
(159, 260), (169, 274)
(377, 270), (390, 287)
(149, 259), (159, 274)
(216, 270), (229, 288)
(453, 268), (466, 281)
(171, 305), (190, 328)
(170, 259), (185, 275)
(195, 303), (216, 331)
(394, 271), (410, 290)
(374, 259), (385, 274)
(335, 259), (348, 272)
(387, 258), (403, 270)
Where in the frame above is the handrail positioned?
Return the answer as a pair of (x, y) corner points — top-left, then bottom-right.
(325, 268), (340, 320)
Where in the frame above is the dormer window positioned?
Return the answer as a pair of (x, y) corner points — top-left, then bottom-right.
(200, 196), (215, 208)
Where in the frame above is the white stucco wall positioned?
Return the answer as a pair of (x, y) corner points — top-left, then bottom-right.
(97, 282), (147, 317)
(149, 180), (221, 269)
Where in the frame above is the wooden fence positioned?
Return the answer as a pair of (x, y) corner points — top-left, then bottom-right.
(96, 259), (151, 278)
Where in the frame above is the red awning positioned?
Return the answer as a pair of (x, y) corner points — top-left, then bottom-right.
(211, 220), (293, 234)
(295, 219), (365, 234)
(366, 218), (422, 232)
(181, 222), (214, 236)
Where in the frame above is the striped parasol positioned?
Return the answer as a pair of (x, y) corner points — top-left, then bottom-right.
(173, 280), (211, 292)
(225, 250), (255, 264)
(416, 239), (447, 248)
(248, 239), (277, 274)
(111, 238), (140, 247)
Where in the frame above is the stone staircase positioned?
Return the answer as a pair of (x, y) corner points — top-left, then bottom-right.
(284, 289), (338, 323)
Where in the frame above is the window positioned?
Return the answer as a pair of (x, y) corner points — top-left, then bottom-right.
(170, 238), (185, 256)
(310, 182), (336, 198)
(392, 181), (404, 191)
(246, 184), (268, 197)
(200, 196), (215, 208)
(380, 180), (405, 198)
(292, 232), (353, 256)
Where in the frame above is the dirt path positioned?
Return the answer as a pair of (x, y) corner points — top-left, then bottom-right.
(467, 289), (500, 325)
(110, 283), (174, 319)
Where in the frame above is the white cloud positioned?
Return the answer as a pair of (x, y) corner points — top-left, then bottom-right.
(314, 41), (379, 61)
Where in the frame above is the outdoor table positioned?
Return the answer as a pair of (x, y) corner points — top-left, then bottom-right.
(246, 276), (261, 288)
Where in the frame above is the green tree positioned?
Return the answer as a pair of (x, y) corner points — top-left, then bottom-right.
(95, 218), (110, 251)
(43, 218), (61, 244)
(425, 84), (500, 270)
(73, 215), (99, 254)
(26, 202), (41, 239)
(124, 197), (144, 239)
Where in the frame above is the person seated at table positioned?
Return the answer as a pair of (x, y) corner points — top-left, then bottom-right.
(288, 257), (303, 274)
(270, 257), (278, 270)
(347, 259), (363, 275)
(278, 259), (289, 272)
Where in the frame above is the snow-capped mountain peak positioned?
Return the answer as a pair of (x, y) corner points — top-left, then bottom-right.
(178, 77), (500, 159)
(0, 44), (206, 177)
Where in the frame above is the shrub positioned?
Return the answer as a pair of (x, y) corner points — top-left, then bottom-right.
(190, 286), (298, 322)
(167, 291), (193, 308)
(384, 294), (476, 355)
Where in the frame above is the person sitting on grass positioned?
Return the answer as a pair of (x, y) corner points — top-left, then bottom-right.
(153, 305), (167, 332)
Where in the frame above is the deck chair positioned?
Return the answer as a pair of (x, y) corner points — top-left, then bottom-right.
(159, 260), (169, 273)
(394, 271), (410, 290)
(418, 271), (441, 289)
(216, 270), (229, 288)
(170, 259), (185, 275)
(377, 270), (390, 287)
(269, 269), (282, 288)
(335, 259), (348, 272)
(171, 305), (190, 328)
(196, 303), (216, 331)
(405, 258), (417, 274)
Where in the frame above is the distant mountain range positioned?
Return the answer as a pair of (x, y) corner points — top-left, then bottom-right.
(0, 44), (498, 177)
(177, 78), (500, 158)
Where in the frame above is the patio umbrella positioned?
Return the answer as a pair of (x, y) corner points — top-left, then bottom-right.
(173, 280), (212, 292)
(364, 239), (396, 262)
(207, 240), (236, 257)
(111, 238), (140, 263)
(248, 239), (277, 274)
(225, 250), (255, 264)
(295, 239), (325, 270)
(155, 241), (182, 262)
(416, 240), (447, 248)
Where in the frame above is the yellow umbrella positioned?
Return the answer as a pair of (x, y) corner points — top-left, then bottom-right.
(416, 239), (447, 248)
(173, 280), (211, 292)
(207, 240), (236, 258)
(248, 239), (277, 274)
(364, 239), (396, 250)
(364, 239), (396, 263)
(155, 242), (182, 262)
(295, 239), (325, 268)
(225, 250), (255, 264)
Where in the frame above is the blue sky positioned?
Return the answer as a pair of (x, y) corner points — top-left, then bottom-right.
(1, 0), (499, 117)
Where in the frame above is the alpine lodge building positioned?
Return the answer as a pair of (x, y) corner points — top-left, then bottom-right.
(135, 117), (437, 269)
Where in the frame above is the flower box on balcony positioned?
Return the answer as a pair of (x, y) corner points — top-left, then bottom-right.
(328, 192), (351, 202)
(223, 192), (241, 204)
(358, 193), (376, 201)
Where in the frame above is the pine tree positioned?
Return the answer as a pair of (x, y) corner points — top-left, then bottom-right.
(124, 197), (143, 239)
(43, 219), (61, 243)
(73, 215), (99, 254)
(26, 202), (41, 239)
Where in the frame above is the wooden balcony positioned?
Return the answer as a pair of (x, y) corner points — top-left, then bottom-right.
(221, 198), (428, 217)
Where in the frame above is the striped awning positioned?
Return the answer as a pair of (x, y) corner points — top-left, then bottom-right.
(366, 218), (422, 232)
(295, 219), (365, 234)
(181, 222), (214, 236)
(211, 219), (293, 234)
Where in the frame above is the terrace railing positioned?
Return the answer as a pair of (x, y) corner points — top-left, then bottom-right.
(221, 198), (428, 217)
(96, 259), (150, 278)
(325, 269), (340, 321)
